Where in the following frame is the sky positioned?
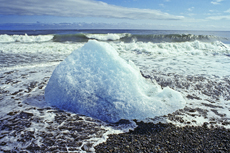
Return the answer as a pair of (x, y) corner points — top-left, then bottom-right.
(0, 0), (230, 30)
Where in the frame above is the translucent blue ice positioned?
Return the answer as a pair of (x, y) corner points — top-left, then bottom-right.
(45, 40), (185, 122)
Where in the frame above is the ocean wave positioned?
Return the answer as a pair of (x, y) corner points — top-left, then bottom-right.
(85, 33), (128, 41)
(52, 33), (88, 42)
(120, 34), (222, 43)
(1, 36), (229, 58)
(111, 40), (230, 57)
(0, 34), (53, 43)
(53, 33), (223, 43)
(52, 33), (129, 42)
(0, 33), (224, 43)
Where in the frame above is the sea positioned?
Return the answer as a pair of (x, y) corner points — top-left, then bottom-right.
(0, 29), (230, 152)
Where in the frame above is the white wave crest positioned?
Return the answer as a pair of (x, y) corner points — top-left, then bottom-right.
(112, 40), (230, 57)
(0, 34), (54, 43)
(85, 33), (127, 41)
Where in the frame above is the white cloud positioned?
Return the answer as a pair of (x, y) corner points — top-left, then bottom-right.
(207, 15), (230, 20)
(159, 4), (165, 7)
(188, 7), (194, 11)
(0, 0), (184, 20)
(225, 9), (230, 13)
(211, 0), (224, 5)
(204, 10), (220, 16)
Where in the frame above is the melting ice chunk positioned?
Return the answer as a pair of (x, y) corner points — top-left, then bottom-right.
(45, 40), (185, 123)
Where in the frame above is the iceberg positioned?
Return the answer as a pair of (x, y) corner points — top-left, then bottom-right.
(45, 40), (185, 123)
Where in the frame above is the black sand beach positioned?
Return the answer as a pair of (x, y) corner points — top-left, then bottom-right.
(1, 109), (230, 152)
(95, 121), (230, 153)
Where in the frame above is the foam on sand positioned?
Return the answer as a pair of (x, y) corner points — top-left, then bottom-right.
(45, 40), (186, 123)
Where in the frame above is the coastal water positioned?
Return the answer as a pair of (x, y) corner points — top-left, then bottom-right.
(0, 29), (230, 152)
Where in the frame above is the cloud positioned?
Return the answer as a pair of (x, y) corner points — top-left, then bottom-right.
(211, 0), (224, 5)
(188, 7), (194, 11)
(207, 15), (230, 20)
(159, 4), (165, 7)
(0, 0), (184, 20)
(225, 9), (230, 13)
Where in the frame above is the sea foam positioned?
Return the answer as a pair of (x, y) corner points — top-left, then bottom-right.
(45, 40), (186, 123)
(85, 33), (127, 41)
(0, 34), (53, 43)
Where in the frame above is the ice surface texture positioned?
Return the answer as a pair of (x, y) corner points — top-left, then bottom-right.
(45, 40), (186, 123)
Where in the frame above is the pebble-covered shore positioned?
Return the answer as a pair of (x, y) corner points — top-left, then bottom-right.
(95, 121), (230, 153)
(1, 32), (230, 153)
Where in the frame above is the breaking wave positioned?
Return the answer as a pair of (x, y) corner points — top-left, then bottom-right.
(0, 33), (226, 43)
(85, 33), (128, 41)
(52, 33), (224, 43)
(122, 34), (223, 43)
(0, 34), (53, 43)
(112, 40), (230, 57)
(52, 33), (129, 42)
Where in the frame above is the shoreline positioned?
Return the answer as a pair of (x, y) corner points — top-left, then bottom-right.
(1, 30), (230, 152)
(95, 121), (230, 152)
